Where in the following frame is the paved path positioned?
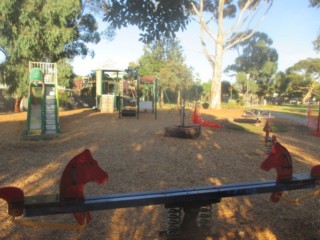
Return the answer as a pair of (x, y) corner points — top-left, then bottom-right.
(270, 111), (307, 125)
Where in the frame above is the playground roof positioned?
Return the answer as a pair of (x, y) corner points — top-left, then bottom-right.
(140, 77), (156, 83)
(96, 69), (124, 73)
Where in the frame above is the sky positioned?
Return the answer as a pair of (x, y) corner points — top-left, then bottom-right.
(1, 1), (319, 83)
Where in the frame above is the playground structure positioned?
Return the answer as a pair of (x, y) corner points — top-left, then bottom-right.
(119, 76), (158, 119)
(25, 62), (60, 136)
(136, 77), (158, 119)
(95, 70), (158, 119)
(118, 78), (137, 117)
(0, 129), (319, 236)
(95, 69), (123, 113)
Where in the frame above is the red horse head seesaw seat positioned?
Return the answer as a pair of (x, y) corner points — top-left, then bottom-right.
(261, 141), (320, 202)
(0, 149), (108, 225)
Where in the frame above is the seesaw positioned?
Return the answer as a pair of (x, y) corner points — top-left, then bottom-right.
(0, 144), (319, 237)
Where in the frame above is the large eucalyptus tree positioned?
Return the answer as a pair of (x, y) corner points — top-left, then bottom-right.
(103, 0), (274, 109)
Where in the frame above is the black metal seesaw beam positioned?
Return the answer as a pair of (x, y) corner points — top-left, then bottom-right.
(14, 173), (319, 218)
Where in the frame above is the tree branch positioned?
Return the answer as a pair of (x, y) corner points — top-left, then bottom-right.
(191, 0), (217, 42)
(72, 0), (91, 29)
(224, 0), (255, 37)
(225, 0), (273, 51)
(191, 0), (216, 66)
(200, 25), (215, 67)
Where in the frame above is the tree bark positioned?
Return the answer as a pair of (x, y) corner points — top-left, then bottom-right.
(210, 42), (224, 110)
(14, 97), (23, 113)
(303, 82), (316, 103)
(209, 0), (225, 110)
(160, 89), (164, 108)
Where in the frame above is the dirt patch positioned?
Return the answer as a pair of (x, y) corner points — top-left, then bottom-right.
(0, 108), (319, 240)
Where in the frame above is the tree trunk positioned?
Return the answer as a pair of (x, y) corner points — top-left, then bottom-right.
(160, 89), (164, 108)
(177, 90), (181, 106)
(303, 92), (312, 103)
(209, 34), (224, 110)
(303, 82), (316, 103)
(209, 0), (225, 110)
(14, 97), (23, 113)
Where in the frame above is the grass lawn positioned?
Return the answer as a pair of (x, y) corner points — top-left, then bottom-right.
(267, 103), (319, 117)
(222, 102), (319, 118)
(221, 102), (319, 134)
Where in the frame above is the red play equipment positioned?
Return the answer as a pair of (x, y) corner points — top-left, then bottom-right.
(261, 142), (293, 202)
(192, 105), (222, 128)
(59, 149), (109, 224)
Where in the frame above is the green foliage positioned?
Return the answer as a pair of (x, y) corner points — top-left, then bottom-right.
(221, 80), (231, 95)
(234, 72), (247, 94)
(289, 58), (320, 78)
(138, 38), (193, 92)
(273, 59), (320, 102)
(124, 62), (139, 80)
(225, 31), (278, 98)
(313, 38), (320, 52)
(187, 82), (203, 102)
(102, 0), (266, 43)
(233, 71), (256, 96)
(0, 0), (101, 98)
(138, 44), (165, 77)
(58, 90), (69, 109)
(103, 0), (192, 43)
(201, 81), (211, 102)
(310, 0), (320, 7)
(285, 58), (320, 100)
(57, 60), (75, 88)
(285, 73), (306, 99)
(273, 71), (290, 97)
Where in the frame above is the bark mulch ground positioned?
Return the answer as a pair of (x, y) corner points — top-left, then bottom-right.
(0, 107), (319, 240)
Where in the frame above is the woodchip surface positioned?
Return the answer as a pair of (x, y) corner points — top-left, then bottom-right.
(0, 107), (319, 240)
